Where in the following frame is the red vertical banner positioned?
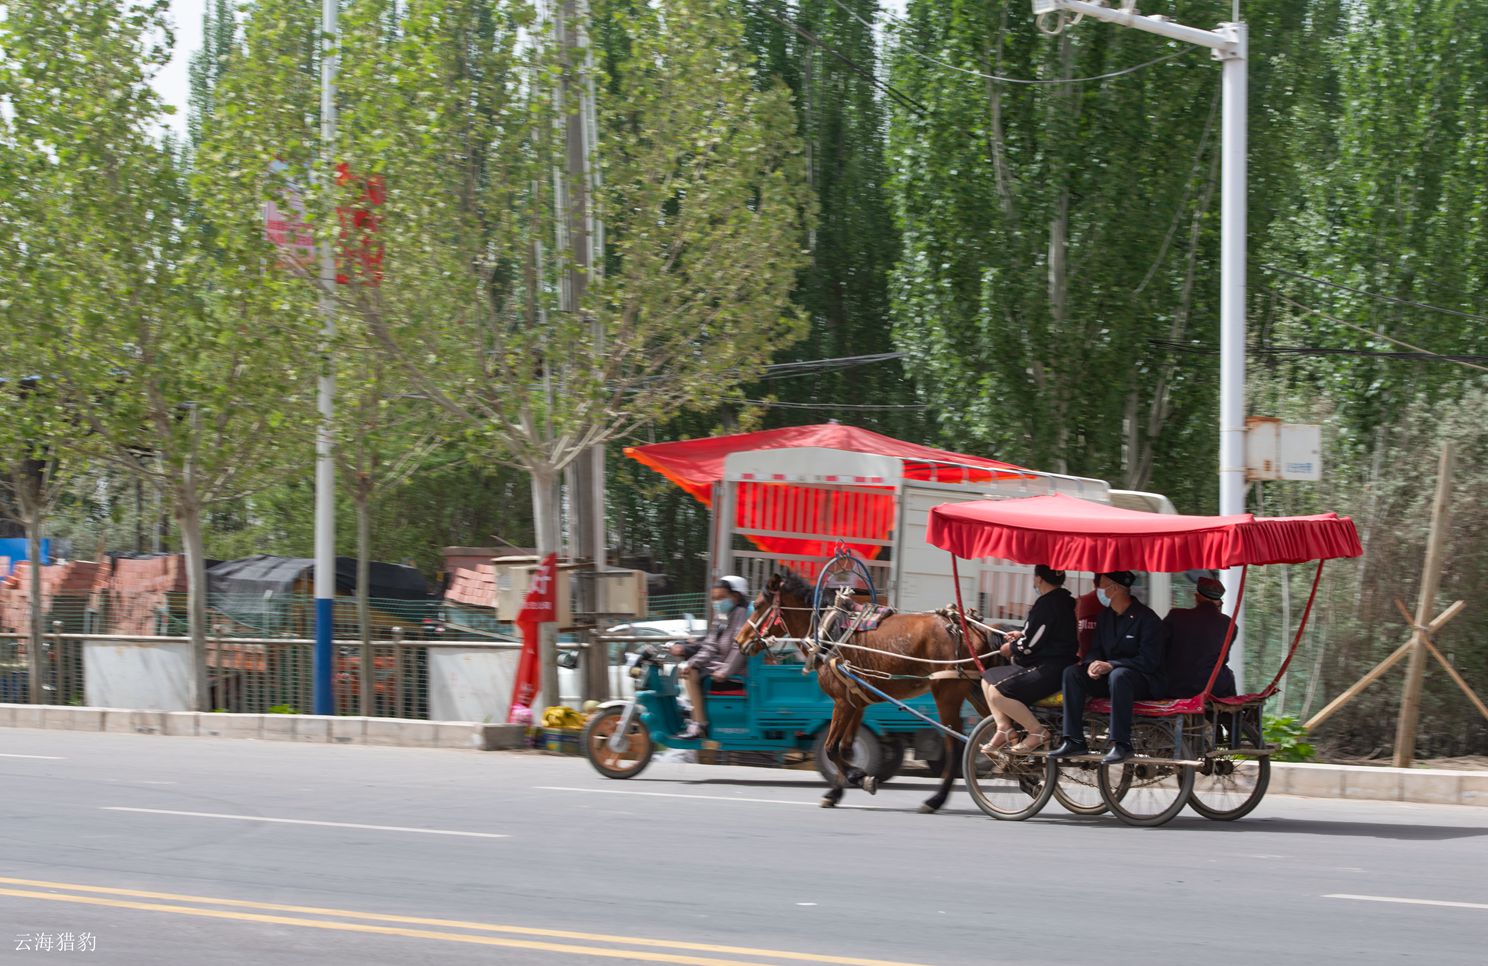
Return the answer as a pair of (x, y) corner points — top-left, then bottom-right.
(508, 554), (559, 723)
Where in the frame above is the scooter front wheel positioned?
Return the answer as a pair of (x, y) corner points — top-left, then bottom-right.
(583, 706), (655, 779)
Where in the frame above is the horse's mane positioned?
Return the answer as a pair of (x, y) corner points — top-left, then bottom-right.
(776, 569), (816, 604)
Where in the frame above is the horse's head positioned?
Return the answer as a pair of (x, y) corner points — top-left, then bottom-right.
(736, 570), (816, 656)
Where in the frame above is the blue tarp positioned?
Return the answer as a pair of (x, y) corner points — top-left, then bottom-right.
(0, 538), (49, 576)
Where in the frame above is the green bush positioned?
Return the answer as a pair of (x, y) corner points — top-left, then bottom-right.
(1263, 715), (1316, 762)
(267, 704), (301, 715)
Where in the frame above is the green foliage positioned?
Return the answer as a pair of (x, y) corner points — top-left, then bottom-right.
(1263, 715), (1316, 763)
(267, 704), (302, 715)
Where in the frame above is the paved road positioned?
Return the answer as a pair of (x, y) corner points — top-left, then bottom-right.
(1, 730), (1486, 965)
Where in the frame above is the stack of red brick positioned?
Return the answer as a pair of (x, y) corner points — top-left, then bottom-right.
(443, 561), (497, 608)
(0, 560), (105, 634)
(91, 556), (190, 635)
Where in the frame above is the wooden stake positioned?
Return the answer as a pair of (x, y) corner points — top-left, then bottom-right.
(1394, 443), (1455, 767)
(1425, 637), (1488, 724)
(1305, 638), (1414, 731)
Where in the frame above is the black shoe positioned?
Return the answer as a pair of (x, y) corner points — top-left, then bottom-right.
(1048, 738), (1089, 758)
(1100, 742), (1135, 766)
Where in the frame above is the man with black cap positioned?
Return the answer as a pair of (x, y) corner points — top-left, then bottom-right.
(1162, 576), (1238, 698)
(1049, 571), (1168, 765)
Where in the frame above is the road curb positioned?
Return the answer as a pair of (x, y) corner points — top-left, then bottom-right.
(1271, 761), (1488, 808)
(0, 703), (525, 751)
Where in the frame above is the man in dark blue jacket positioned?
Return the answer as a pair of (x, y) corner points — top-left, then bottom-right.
(1049, 571), (1168, 765)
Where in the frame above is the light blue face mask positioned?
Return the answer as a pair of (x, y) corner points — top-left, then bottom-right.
(713, 599), (735, 616)
(1096, 589), (1111, 608)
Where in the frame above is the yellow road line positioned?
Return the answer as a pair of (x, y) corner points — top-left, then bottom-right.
(0, 878), (933, 966)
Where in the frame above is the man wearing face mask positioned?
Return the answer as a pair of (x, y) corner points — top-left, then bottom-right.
(1049, 571), (1168, 765)
(670, 576), (751, 739)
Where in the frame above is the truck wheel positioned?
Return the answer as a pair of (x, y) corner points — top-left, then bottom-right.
(583, 706), (653, 779)
(813, 727), (883, 787)
(874, 735), (906, 783)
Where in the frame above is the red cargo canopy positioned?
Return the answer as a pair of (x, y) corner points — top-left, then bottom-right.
(927, 493), (1363, 572)
(624, 423), (1028, 505)
(625, 424), (1031, 571)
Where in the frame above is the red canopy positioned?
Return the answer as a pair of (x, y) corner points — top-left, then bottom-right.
(926, 493), (1362, 572)
(623, 423), (1028, 505)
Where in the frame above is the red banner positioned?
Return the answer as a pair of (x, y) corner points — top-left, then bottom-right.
(508, 553), (559, 723)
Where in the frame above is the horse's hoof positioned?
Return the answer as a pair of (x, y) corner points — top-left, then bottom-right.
(862, 776), (878, 795)
(918, 802), (939, 814)
(820, 797), (837, 808)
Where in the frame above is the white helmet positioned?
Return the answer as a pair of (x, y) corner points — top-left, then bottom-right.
(716, 575), (749, 596)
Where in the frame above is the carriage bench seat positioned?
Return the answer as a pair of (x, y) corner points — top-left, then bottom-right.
(1035, 692), (1273, 715)
(706, 678), (748, 696)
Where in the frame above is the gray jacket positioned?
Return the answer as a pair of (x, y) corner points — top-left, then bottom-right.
(686, 605), (750, 680)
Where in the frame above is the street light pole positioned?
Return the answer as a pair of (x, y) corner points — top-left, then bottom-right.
(1031, 2), (1249, 686)
(313, 0), (339, 715)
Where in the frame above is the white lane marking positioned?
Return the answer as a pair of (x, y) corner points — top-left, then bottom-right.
(101, 807), (508, 839)
(536, 785), (888, 810)
(1325, 894), (1488, 912)
(0, 753), (66, 760)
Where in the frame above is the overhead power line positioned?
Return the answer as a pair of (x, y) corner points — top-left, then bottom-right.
(829, 0), (1200, 85)
(1272, 293), (1488, 376)
(759, 351), (905, 380)
(1150, 339), (1488, 365)
(744, 398), (928, 412)
(757, 6), (929, 116)
(1263, 265), (1488, 325)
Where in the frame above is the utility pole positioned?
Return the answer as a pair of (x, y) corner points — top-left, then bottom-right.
(313, 0), (338, 715)
(1032, 1), (1248, 683)
(556, 0), (607, 699)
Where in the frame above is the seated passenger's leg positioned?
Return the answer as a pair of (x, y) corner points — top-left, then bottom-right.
(1105, 667), (1150, 746)
(682, 667), (708, 727)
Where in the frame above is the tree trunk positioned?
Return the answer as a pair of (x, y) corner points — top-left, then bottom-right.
(24, 506), (44, 705)
(355, 491), (374, 717)
(530, 464), (561, 711)
(177, 497), (211, 712)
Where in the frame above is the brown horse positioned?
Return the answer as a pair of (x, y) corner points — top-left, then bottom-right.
(737, 570), (998, 812)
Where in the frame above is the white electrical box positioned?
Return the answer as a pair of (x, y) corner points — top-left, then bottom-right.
(1246, 418), (1323, 482)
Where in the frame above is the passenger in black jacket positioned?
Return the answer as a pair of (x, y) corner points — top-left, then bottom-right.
(978, 564), (1078, 755)
(1048, 571), (1169, 765)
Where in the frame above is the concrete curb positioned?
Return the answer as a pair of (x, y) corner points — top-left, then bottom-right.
(1271, 761), (1488, 807)
(0, 703), (525, 751)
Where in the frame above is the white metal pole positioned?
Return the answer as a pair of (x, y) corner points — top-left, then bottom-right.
(1217, 22), (1248, 690)
(313, 0), (338, 715)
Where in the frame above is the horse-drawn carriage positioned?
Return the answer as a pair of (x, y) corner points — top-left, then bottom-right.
(928, 493), (1362, 826)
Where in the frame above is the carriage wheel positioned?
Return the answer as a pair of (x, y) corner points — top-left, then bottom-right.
(1053, 760), (1109, 815)
(1098, 721), (1194, 827)
(1052, 715), (1109, 815)
(583, 707), (654, 779)
(813, 727), (883, 786)
(963, 716), (1055, 821)
(1189, 722), (1270, 821)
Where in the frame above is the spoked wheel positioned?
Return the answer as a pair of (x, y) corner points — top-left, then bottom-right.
(963, 716), (1055, 821)
(582, 706), (654, 779)
(1098, 721), (1194, 827)
(1189, 721), (1270, 821)
(1052, 715), (1108, 815)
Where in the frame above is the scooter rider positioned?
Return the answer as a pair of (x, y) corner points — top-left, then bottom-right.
(670, 576), (751, 739)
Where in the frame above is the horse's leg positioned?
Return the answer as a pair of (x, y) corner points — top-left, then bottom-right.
(818, 699), (848, 808)
(834, 702), (871, 793)
(920, 681), (971, 814)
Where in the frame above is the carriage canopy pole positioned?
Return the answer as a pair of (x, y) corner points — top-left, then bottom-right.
(1263, 559), (1325, 695)
(1201, 564), (1248, 697)
(949, 555), (987, 674)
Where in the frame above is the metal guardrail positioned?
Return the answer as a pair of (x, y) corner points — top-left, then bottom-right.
(0, 630), (604, 718)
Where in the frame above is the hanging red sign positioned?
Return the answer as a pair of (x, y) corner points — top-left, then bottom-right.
(508, 553), (559, 722)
